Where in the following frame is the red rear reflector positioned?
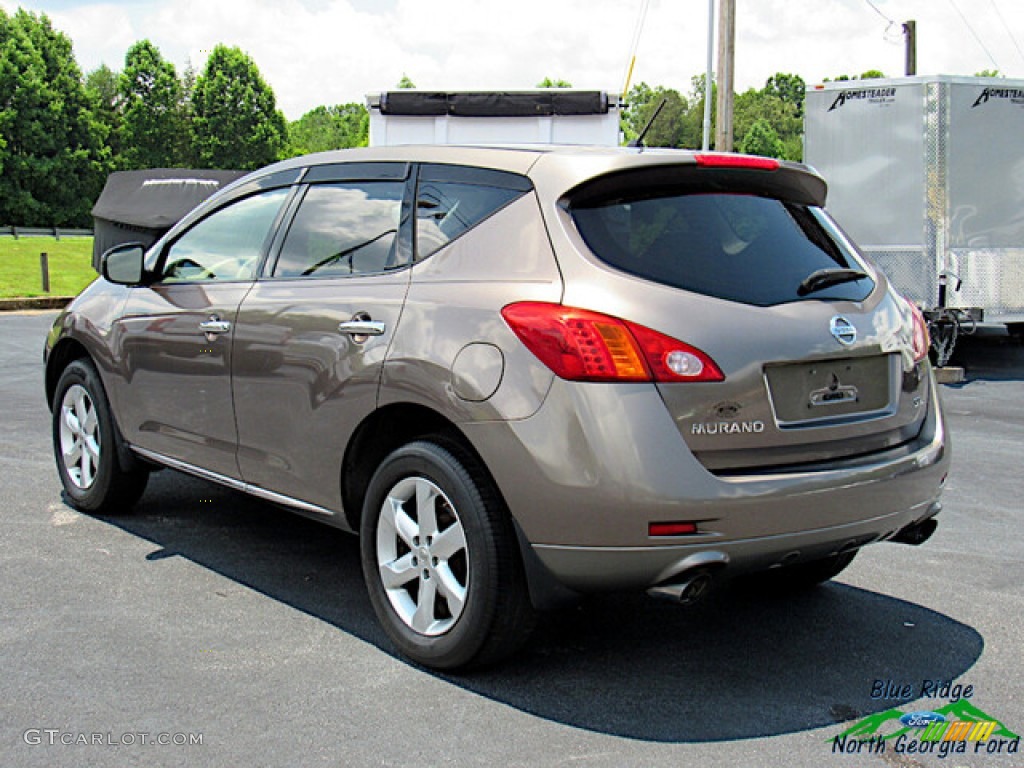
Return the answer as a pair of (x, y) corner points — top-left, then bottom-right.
(908, 301), (930, 364)
(695, 152), (779, 171)
(501, 302), (724, 383)
(649, 522), (699, 537)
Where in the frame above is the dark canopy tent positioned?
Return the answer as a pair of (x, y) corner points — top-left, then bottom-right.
(90, 169), (246, 271)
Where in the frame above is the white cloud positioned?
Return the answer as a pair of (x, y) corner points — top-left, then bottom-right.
(6, 0), (1024, 119)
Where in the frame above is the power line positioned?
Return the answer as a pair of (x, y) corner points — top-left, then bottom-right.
(947, 0), (1002, 72)
(862, 0), (895, 26)
(990, 0), (1024, 69)
(862, 0), (902, 44)
(618, 0), (651, 95)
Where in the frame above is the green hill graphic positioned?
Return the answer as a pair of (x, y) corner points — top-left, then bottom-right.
(833, 700), (1019, 742)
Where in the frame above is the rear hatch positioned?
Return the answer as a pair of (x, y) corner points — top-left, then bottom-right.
(565, 156), (930, 473)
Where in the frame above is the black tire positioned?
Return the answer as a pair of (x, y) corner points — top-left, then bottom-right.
(359, 440), (535, 670)
(52, 359), (148, 514)
(762, 550), (858, 591)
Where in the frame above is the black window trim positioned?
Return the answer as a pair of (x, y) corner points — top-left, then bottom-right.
(418, 163), (533, 191)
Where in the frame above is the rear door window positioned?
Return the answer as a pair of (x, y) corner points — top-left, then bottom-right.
(571, 190), (875, 306)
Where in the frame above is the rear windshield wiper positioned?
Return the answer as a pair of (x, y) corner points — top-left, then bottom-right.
(797, 267), (870, 297)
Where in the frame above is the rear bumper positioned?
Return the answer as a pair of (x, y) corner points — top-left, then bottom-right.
(531, 499), (942, 591)
(463, 374), (948, 591)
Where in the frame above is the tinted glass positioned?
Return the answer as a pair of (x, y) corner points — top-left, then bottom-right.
(571, 193), (875, 307)
(162, 189), (288, 282)
(415, 180), (524, 260)
(274, 182), (404, 277)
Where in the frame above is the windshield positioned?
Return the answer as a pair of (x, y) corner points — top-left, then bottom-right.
(571, 191), (875, 307)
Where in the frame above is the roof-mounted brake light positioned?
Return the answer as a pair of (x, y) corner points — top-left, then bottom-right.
(695, 153), (780, 171)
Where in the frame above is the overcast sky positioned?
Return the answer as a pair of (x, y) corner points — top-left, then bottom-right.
(4, 0), (1023, 120)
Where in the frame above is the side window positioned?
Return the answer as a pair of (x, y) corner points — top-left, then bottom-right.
(273, 182), (405, 277)
(161, 188), (289, 282)
(415, 172), (529, 260)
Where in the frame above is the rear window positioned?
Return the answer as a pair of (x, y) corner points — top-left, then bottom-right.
(415, 164), (531, 261)
(570, 191), (875, 307)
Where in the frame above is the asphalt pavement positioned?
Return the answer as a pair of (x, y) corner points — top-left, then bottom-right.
(1, 311), (1021, 767)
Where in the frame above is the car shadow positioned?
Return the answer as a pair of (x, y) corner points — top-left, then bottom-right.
(94, 469), (984, 744)
(950, 335), (1024, 383)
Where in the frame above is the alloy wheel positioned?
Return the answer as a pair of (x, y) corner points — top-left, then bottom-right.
(59, 384), (100, 490)
(375, 476), (469, 636)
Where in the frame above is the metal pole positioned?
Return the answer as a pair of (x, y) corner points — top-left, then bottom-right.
(702, 0), (715, 150)
(903, 20), (917, 76)
(715, 0), (735, 151)
(40, 252), (50, 293)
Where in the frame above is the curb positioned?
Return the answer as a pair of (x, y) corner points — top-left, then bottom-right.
(0, 296), (74, 312)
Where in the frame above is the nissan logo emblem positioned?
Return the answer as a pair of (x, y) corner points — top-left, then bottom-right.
(830, 316), (857, 346)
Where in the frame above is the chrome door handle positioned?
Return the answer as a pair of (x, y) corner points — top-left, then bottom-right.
(338, 320), (386, 337)
(199, 319), (232, 334)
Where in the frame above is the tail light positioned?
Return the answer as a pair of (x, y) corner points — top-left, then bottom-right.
(908, 302), (930, 363)
(501, 302), (724, 383)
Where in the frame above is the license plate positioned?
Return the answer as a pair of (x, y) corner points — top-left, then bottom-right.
(765, 355), (894, 426)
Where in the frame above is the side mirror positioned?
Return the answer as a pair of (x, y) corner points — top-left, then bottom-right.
(101, 243), (146, 285)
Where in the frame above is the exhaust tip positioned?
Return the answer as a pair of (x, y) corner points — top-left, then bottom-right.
(647, 571), (714, 606)
(890, 517), (938, 546)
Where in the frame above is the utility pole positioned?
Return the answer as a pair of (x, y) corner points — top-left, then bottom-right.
(903, 20), (917, 76)
(702, 0), (714, 150)
(715, 0), (735, 151)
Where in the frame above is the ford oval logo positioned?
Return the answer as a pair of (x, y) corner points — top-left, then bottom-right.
(899, 711), (947, 728)
(830, 316), (857, 346)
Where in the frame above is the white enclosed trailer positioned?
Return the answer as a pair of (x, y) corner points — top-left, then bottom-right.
(366, 90), (622, 147)
(804, 76), (1024, 331)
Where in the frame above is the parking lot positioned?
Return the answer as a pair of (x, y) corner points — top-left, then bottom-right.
(2, 310), (1022, 767)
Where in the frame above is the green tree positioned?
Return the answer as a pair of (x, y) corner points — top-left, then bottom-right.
(763, 72), (806, 117)
(179, 59), (197, 163)
(739, 117), (784, 158)
(975, 69), (1002, 77)
(825, 70), (886, 82)
(119, 40), (186, 169)
(733, 87), (802, 161)
(622, 82), (688, 147)
(678, 73), (715, 149)
(537, 77), (572, 88)
(190, 44), (287, 170)
(0, 9), (108, 226)
(85, 64), (123, 161)
(287, 103), (369, 156)
(397, 74), (415, 89)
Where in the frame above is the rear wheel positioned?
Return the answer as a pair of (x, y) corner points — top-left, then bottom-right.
(52, 359), (148, 514)
(360, 440), (535, 670)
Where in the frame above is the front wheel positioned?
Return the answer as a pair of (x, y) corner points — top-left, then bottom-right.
(359, 440), (535, 670)
(52, 359), (148, 514)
